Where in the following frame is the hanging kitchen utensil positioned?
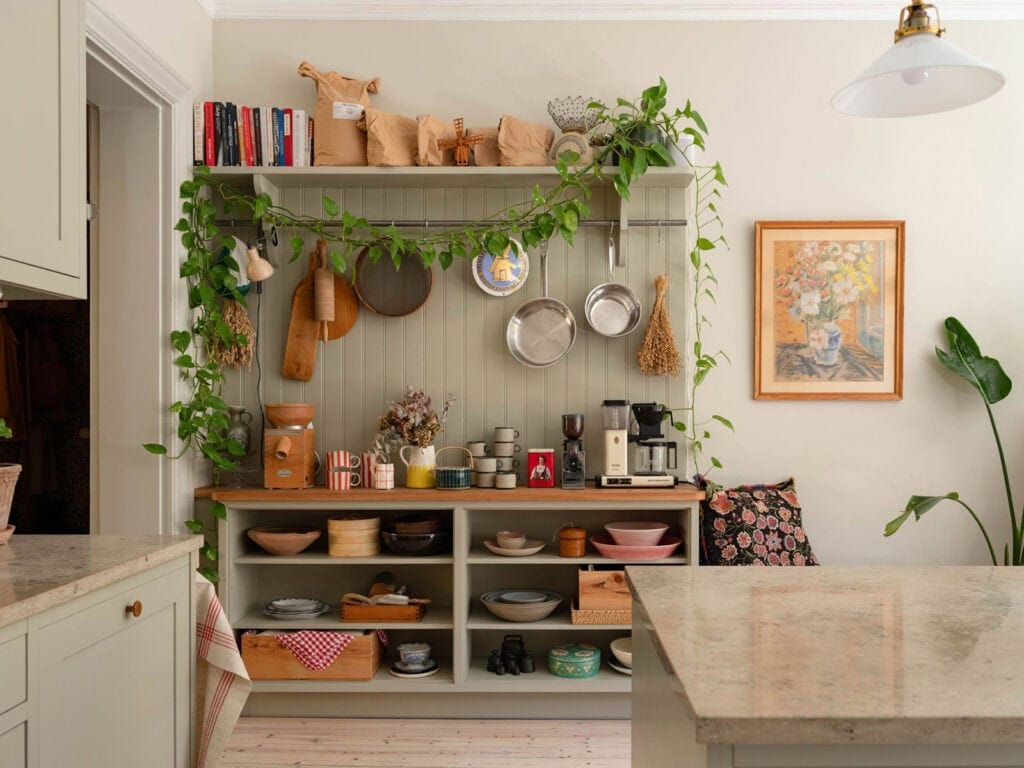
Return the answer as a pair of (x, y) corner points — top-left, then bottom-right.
(506, 240), (577, 367)
(353, 247), (432, 317)
(282, 253), (319, 381)
(637, 274), (681, 376)
(313, 239), (335, 342)
(311, 238), (359, 341)
(584, 230), (642, 337)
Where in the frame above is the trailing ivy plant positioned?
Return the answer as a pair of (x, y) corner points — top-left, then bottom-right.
(151, 78), (729, 581)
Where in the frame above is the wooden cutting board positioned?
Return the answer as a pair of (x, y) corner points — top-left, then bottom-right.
(281, 254), (319, 381)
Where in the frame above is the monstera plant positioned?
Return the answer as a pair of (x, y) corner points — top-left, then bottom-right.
(884, 317), (1019, 565)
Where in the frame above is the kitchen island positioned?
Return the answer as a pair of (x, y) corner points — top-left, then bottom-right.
(627, 566), (1024, 768)
(0, 534), (200, 768)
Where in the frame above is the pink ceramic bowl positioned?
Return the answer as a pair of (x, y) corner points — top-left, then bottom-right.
(604, 521), (669, 547)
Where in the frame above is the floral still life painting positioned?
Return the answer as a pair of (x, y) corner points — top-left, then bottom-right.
(754, 221), (904, 400)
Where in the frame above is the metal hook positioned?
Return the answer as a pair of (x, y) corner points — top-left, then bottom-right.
(658, 220), (663, 243)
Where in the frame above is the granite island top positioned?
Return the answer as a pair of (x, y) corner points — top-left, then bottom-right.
(0, 534), (202, 627)
(627, 566), (1024, 745)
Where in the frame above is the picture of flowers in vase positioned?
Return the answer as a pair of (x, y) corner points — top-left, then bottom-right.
(776, 239), (880, 371)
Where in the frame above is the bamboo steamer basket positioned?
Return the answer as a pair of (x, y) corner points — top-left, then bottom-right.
(328, 513), (381, 557)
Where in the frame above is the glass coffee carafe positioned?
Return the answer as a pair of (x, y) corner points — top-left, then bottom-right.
(636, 440), (677, 475)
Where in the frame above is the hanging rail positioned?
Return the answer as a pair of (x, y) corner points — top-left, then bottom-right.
(213, 218), (686, 229)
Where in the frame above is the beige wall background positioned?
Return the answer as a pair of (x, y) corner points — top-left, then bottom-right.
(211, 19), (1024, 566)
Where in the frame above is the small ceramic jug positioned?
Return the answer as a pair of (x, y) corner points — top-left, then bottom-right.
(399, 444), (437, 489)
(226, 405), (252, 454)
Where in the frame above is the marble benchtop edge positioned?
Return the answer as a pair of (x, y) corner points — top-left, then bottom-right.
(0, 535), (202, 628)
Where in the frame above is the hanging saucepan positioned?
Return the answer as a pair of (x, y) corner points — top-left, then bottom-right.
(354, 247), (433, 317)
(506, 241), (577, 367)
(584, 233), (642, 337)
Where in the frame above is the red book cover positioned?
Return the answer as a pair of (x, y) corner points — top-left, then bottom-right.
(203, 101), (215, 166)
(241, 107), (254, 167)
(283, 108), (293, 166)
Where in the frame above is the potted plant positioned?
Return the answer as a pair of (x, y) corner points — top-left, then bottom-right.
(0, 418), (20, 544)
(372, 387), (454, 489)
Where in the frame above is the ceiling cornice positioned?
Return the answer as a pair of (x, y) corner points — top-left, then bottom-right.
(204, 1), (1024, 21)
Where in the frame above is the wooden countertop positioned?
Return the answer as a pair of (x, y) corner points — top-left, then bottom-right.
(195, 481), (704, 504)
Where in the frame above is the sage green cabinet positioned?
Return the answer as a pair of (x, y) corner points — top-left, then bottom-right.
(0, 0), (86, 298)
(0, 723), (26, 768)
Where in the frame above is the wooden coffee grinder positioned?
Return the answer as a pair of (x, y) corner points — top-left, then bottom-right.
(264, 404), (316, 489)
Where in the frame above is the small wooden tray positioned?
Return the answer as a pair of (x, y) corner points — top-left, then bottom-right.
(340, 603), (427, 622)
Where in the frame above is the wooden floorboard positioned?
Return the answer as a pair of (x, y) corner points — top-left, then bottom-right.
(222, 717), (630, 768)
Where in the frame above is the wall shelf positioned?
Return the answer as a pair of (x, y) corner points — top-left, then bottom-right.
(233, 607), (455, 631)
(234, 553), (454, 566)
(466, 609), (628, 632)
(465, 548), (687, 566)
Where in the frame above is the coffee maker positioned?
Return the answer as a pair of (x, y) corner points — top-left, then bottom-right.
(597, 400), (677, 488)
(561, 414), (586, 489)
(631, 403), (678, 481)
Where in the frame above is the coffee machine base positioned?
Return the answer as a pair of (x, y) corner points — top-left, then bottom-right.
(596, 474), (678, 488)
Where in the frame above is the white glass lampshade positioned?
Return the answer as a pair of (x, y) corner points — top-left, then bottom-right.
(833, 32), (1005, 117)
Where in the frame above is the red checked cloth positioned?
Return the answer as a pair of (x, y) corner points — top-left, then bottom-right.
(278, 630), (355, 670)
(195, 574), (251, 768)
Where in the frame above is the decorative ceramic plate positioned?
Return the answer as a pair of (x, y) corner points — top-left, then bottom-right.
(389, 661), (440, 678)
(472, 239), (529, 297)
(589, 532), (682, 561)
(484, 539), (545, 557)
(608, 658), (632, 676)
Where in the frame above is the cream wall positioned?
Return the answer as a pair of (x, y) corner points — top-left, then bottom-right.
(212, 19), (1024, 566)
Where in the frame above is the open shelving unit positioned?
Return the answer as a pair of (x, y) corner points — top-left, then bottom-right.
(205, 484), (702, 718)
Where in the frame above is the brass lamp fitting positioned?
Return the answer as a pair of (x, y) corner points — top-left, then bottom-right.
(895, 1), (945, 42)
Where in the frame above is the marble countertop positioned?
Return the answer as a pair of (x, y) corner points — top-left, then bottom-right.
(0, 535), (202, 627)
(627, 566), (1024, 745)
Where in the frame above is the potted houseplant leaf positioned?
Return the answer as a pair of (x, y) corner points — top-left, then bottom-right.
(884, 317), (1020, 565)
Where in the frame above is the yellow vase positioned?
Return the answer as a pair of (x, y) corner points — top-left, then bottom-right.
(399, 445), (436, 489)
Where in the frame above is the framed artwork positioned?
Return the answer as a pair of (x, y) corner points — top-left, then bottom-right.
(754, 220), (905, 400)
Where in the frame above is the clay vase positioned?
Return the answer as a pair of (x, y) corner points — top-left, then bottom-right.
(0, 463), (22, 541)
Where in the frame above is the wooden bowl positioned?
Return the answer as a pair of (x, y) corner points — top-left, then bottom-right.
(264, 403), (315, 428)
(247, 526), (321, 556)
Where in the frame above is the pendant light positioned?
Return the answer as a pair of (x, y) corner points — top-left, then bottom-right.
(832, 2), (1004, 117)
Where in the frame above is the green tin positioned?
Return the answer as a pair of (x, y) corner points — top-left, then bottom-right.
(547, 642), (601, 678)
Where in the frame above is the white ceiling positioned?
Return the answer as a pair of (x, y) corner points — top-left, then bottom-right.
(199, 0), (1024, 21)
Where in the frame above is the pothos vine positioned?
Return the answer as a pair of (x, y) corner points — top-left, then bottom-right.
(147, 78), (729, 581)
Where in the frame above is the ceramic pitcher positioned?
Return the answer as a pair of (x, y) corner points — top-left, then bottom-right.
(399, 444), (436, 488)
(226, 405), (252, 454)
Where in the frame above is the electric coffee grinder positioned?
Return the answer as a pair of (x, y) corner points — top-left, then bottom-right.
(561, 413), (586, 489)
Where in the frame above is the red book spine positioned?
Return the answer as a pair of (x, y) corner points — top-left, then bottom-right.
(203, 101), (215, 165)
(307, 117), (314, 165)
(241, 107), (254, 167)
(283, 108), (293, 167)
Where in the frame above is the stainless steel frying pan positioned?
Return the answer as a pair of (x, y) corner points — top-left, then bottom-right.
(506, 241), (577, 367)
(584, 234), (642, 337)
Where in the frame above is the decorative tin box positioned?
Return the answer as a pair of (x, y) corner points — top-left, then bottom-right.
(547, 642), (601, 678)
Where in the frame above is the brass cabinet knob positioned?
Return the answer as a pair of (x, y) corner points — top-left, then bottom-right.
(125, 600), (143, 618)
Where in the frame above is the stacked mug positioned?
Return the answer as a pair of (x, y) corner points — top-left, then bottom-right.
(326, 450), (361, 490)
(493, 427), (521, 487)
(467, 442), (495, 488)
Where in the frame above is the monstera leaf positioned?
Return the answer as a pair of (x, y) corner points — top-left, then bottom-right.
(936, 317), (1012, 404)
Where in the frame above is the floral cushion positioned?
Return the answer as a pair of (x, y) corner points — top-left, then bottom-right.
(697, 478), (819, 566)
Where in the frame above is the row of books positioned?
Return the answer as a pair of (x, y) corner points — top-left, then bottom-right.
(193, 102), (314, 167)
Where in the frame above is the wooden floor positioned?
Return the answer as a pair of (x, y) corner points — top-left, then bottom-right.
(222, 717), (630, 767)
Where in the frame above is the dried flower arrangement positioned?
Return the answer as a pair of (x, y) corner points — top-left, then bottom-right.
(372, 386), (455, 461)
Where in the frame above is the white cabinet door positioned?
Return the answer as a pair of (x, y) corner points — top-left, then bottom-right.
(36, 566), (191, 768)
(0, 0), (86, 298)
(0, 722), (26, 768)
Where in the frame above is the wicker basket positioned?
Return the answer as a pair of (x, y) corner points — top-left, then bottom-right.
(570, 597), (631, 626)
(0, 464), (21, 530)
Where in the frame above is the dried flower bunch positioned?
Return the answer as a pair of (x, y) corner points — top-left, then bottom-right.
(638, 275), (681, 376)
(208, 298), (255, 369)
(372, 386), (455, 461)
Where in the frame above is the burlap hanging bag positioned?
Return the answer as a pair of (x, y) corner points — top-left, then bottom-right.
(298, 61), (381, 166)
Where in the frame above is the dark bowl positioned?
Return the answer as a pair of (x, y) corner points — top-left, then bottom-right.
(380, 530), (451, 557)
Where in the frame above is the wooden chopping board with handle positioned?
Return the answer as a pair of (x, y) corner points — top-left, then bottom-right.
(282, 253), (319, 381)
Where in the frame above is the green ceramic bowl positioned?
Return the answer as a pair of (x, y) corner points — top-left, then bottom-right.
(548, 642), (601, 678)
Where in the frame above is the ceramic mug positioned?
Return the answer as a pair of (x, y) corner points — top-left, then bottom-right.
(328, 466), (361, 491)
(474, 456), (497, 473)
(360, 452), (378, 488)
(494, 442), (521, 457)
(495, 471), (517, 490)
(327, 450), (361, 471)
(466, 441), (488, 457)
(494, 427), (520, 442)
(495, 457), (520, 471)
(476, 471), (496, 488)
(373, 463), (395, 490)
(397, 641), (432, 668)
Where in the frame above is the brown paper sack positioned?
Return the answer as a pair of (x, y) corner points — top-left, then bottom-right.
(416, 115), (457, 166)
(359, 108), (418, 167)
(298, 61), (380, 166)
(497, 115), (554, 166)
(467, 126), (500, 167)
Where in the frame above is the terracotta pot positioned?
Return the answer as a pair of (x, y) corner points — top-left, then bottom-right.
(0, 463), (21, 533)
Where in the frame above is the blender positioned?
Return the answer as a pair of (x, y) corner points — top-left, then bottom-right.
(560, 414), (586, 489)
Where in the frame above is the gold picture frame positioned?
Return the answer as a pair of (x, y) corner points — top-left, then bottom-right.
(754, 220), (905, 400)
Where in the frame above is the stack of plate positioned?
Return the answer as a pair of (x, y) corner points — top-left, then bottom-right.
(480, 589), (562, 622)
(394, 514), (443, 534)
(262, 598), (329, 620)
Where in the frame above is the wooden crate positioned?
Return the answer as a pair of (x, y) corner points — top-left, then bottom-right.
(340, 603), (426, 623)
(241, 629), (381, 680)
(578, 566), (631, 610)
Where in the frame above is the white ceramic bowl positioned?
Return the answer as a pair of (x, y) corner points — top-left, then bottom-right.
(610, 636), (632, 668)
(604, 521), (669, 547)
(481, 590), (562, 622)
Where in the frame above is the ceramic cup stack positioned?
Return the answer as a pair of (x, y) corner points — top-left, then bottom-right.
(493, 427), (521, 481)
(326, 450), (361, 490)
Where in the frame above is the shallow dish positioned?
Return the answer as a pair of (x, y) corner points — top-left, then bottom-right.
(265, 598), (326, 612)
(484, 539), (545, 557)
(590, 531), (682, 561)
(481, 590), (562, 622)
(247, 526), (321, 556)
(607, 658), (632, 676)
(604, 521), (669, 547)
(610, 636), (633, 668)
(380, 530), (450, 556)
(389, 661), (440, 678)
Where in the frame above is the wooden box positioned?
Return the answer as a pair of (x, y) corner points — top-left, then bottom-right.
(263, 427), (316, 489)
(578, 566), (631, 610)
(241, 629), (381, 680)
(339, 603), (426, 623)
